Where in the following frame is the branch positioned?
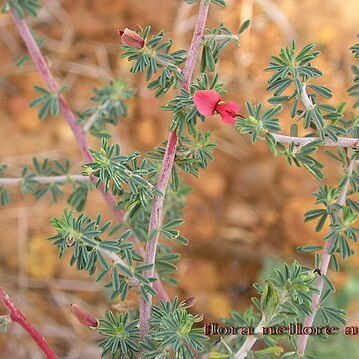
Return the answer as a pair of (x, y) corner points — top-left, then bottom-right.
(139, 0), (210, 337)
(297, 157), (357, 355)
(0, 286), (58, 359)
(293, 83), (357, 355)
(8, 7), (124, 222)
(0, 175), (89, 186)
(233, 83), (354, 358)
(204, 34), (239, 42)
(234, 318), (265, 359)
(8, 7), (169, 302)
(271, 133), (359, 148)
(267, 84), (359, 148)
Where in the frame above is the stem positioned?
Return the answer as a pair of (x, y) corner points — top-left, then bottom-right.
(0, 175), (89, 186)
(270, 133), (359, 148)
(233, 83), (356, 359)
(234, 290), (288, 358)
(82, 100), (111, 133)
(234, 318), (265, 359)
(300, 84), (313, 109)
(9, 7), (169, 301)
(9, 8), (123, 221)
(293, 83), (357, 355)
(154, 56), (183, 75)
(204, 34), (239, 42)
(0, 286), (58, 359)
(297, 158), (356, 355)
(139, 0), (210, 337)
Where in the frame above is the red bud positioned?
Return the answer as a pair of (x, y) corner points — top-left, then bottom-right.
(118, 28), (145, 49)
(71, 304), (98, 328)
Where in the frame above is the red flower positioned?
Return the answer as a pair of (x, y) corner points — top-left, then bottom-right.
(118, 28), (145, 49)
(71, 304), (98, 328)
(193, 90), (242, 124)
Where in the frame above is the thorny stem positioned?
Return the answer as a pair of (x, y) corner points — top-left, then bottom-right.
(297, 158), (357, 356)
(9, 7), (169, 301)
(139, 0), (210, 337)
(0, 287), (58, 359)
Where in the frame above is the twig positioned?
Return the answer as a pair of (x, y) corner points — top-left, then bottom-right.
(294, 83), (356, 355)
(139, 0), (210, 337)
(204, 34), (239, 42)
(234, 318), (265, 359)
(8, 8), (123, 220)
(0, 286), (58, 359)
(0, 175), (89, 186)
(8, 6), (169, 302)
(82, 100), (110, 132)
(234, 289), (289, 358)
(297, 157), (357, 355)
(270, 133), (359, 148)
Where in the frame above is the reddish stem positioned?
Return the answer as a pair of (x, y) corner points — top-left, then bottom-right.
(10, 9), (169, 300)
(0, 287), (58, 359)
(9, 9), (168, 301)
(139, 0), (210, 337)
(9, 9), (124, 223)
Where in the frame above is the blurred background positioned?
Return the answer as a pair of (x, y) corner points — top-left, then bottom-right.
(0, 0), (358, 357)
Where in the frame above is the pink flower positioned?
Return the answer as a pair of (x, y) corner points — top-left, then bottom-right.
(118, 28), (145, 49)
(71, 304), (98, 328)
(193, 90), (242, 124)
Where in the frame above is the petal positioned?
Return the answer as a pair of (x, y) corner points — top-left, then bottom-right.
(193, 90), (221, 116)
(215, 102), (240, 124)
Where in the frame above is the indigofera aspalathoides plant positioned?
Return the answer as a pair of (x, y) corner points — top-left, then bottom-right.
(0, 0), (358, 358)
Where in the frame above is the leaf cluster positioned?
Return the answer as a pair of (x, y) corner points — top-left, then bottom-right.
(78, 80), (134, 136)
(142, 297), (208, 359)
(83, 139), (162, 211)
(265, 43), (345, 142)
(2, 0), (41, 18)
(0, 159), (92, 210)
(49, 210), (158, 301)
(122, 26), (186, 98)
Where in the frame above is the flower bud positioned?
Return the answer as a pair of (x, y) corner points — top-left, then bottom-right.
(182, 296), (196, 308)
(70, 304), (98, 329)
(118, 28), (144, 49)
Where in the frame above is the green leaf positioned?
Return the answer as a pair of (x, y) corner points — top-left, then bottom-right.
(296, 245), (323, 253)
(30, 85), (61, 120)
(308, 84), (332, 99)
(210, 0), (226, 7)
(238, 19), (251, 34)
